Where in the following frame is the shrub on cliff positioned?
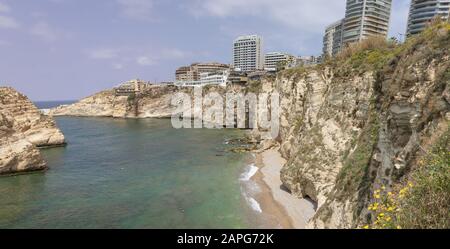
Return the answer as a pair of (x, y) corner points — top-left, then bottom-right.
(321, 36), (397, 76)
(365, 126), (450, 229)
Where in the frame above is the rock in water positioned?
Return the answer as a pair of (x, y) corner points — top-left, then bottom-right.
(0, 87), (65, 175)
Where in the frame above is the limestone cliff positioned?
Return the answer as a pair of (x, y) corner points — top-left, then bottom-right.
(45, 24), (449, 228)
(0, 87), (65, 174)
(49, 84), (246, 121)
(49, 85), (187, 118)
(257, 24), (449, 228)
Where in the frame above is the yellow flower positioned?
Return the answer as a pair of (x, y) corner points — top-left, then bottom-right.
(374, 194), (381, 199)
(370, 203), (379, 211)
(379, 213), (385, 217)
(363, 225), (369, 229)
(396, 225), (402, 229)
(385, 216), (392, 222)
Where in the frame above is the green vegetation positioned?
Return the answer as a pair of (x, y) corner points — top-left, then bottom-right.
(127, 93), (136, 102)
(324, 20), (449, 78)
(320, 36), (397, 76)
(280, 65), (308, 80)
(365, 125), (450, 229)
(335, 104), (380, 200)
(245, 80), (262, 93)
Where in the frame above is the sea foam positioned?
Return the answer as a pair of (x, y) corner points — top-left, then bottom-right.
(247, 196), (262, 213)
(240, 164), (259, 181)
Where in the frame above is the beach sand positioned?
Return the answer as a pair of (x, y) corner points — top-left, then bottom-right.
(252, 148), (316, 229)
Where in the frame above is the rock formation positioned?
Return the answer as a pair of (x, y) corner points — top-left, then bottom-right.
(46, 23), (449, 228)
(256, 24), (449, 228)
(49, 85), (185, 118)
(49, 84), (246, 120)
(0, 87), (65, 174)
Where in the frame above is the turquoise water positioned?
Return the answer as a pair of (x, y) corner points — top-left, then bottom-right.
(0, 117), (256, 228)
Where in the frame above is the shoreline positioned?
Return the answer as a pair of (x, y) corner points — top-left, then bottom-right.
(43, 113), (313, 228)
(249, 147), (316, 229)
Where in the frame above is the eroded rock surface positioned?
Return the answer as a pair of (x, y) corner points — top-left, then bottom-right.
(0, 87), (65, 174)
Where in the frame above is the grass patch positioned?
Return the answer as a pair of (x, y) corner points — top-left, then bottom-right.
(335, 104), (380, 200)
(245, 80), (262, 94)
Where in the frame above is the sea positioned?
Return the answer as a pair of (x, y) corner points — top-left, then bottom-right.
(0, 101), (266, 228)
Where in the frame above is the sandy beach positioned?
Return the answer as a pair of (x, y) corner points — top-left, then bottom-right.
(252, 148), (316, 229)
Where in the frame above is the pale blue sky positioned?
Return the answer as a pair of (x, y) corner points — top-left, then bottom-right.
(0, 0), (411, 101)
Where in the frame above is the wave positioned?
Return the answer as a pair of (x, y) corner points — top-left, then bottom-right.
(246, 196), (262, 213)
(240, 163), (263, 213)
(239, 164), (258, 181)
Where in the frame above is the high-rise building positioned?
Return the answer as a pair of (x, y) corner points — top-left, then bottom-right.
(323, 19), (344, 57)
(233, 35), (264, 72)
(407, 0), (450, 36)
(342, 0), (393, 45)
(264, 52), (295, 70)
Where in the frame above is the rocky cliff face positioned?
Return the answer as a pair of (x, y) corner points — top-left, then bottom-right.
(258, 24), (449, 228)
(49, 85), (187, 118)
(45, 24), (449, 228)
(49, 84), (247, 121)
(0, 87), (65, 174)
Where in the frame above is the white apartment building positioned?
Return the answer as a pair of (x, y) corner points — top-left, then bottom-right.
(287, 56), (321, 68)
(407, 0), (450, 36)
(175, 71), (229, 87)
(323, 19), (344, 57)
(233, 35), (264, 72)
(342, 0), (393, 45)
(264, 52), (295, 71)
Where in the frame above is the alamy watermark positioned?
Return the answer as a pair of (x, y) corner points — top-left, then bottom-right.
(171, 87), (280, 139)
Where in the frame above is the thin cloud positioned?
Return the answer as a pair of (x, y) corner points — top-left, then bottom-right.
(0, 2), (11, 13)
(161, 48), (192, 59)
(136, 56), (156, 66)
(113, 63), (124, 70)
(30, 21), (58, 42)
(117, 0), (155, 21)
(190, 0), (346, 34)
(0, 40), (10, 46)
(89, 48), (119, 59)
(0, 15), (19, 29)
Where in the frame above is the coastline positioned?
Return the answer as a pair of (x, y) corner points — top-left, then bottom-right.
(248, 147), (316, 229)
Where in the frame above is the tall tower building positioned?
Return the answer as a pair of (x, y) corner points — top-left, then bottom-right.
(342, 0), (393, 45)
(323, 19), (344, 57)
(233, 35), (264, 72)
(407, 0), (450, 36)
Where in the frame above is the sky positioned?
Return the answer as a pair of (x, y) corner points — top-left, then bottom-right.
(0, 0), (411, 101)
